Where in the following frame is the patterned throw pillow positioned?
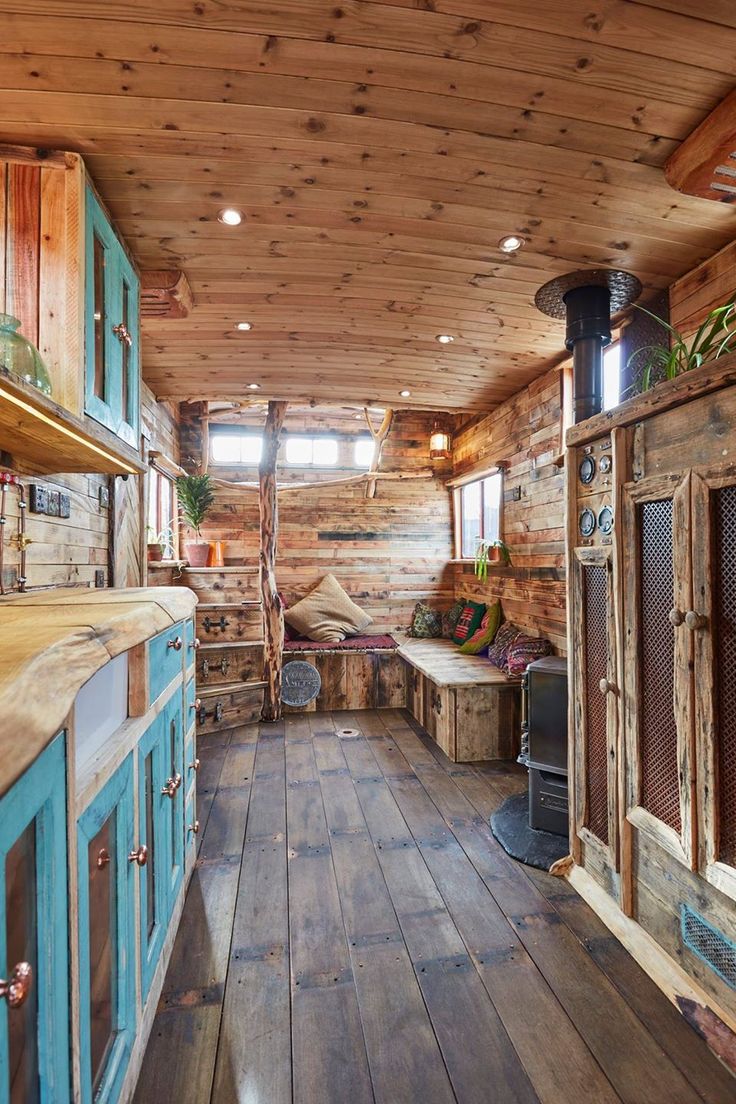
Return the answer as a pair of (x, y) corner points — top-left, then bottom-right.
(408, 602), (443, 638)
(505, 633), (553, 676)
(442, 598), (465, 639)
(487, 621), (521, 669)
(458, 601), (502, 655)
(452, 600), (486, 645)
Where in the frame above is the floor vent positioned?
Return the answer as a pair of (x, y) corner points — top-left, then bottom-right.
(681, 905), (736, 991)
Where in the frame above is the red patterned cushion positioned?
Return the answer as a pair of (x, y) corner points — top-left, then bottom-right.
(505, 633), (553, 675)
(487, 621), (521, 669)
(451, 600), (485, 644)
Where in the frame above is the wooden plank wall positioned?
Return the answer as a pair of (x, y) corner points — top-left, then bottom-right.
(669, 236), (736, 337)
(452, 368), (567, 653)
(181, 406), (454, 634)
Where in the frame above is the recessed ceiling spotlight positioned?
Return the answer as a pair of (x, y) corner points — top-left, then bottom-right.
(436, 334), (455, 344)
(247, 382), (261, 390)
(499, 234), (524, 253)
(218, 207), (243, 226)
(235, 321), (252, 331)
(399, 389), (411, 398)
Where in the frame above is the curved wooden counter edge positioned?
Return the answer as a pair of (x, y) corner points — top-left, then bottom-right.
(0, 586), (197, 796)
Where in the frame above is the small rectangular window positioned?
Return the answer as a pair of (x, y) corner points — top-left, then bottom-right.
(603, 341), (621, 411)
(210, 432), (262, 465)
(354, 437), (375, 468)
(456, 471), (502, 559)
(285, 437), (313, 465)
(311, 437), (338, 466)
(285, 436), (338, 467)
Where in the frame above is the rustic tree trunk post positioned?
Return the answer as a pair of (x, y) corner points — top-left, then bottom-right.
(259, 400), (288, 721)
(364, 407), (394, 499)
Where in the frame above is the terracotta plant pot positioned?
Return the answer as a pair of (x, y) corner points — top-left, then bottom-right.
(207, 540), (225, 567)
(147, 543), (164, 563)
(185, 540), (210, 568)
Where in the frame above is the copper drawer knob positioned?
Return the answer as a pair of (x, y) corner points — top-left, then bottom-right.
(188, 820), (200, 835)
(685, 610), (707, 631)
(190, 698), (202, 711)
(168, 636), (183, 651)
(128, 845), (148, 867)
(599, 678), (616, 696)
(188, 637), (201, 650)
(189, 757), (200, 773)
(669, 607), (685, 627)
(161, 773), (182, 798)
(0, 962), (33, 1009)
(96, 848), (111, 869)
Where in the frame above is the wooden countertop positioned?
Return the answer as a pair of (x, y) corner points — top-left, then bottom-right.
(0, 587), (197, 796)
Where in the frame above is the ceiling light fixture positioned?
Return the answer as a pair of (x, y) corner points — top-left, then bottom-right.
(499, 234), (524, 253)
(399, 389), (411, 398)
(436, 334), (455, 344)
(218, 207), (243, 226)
(235, 321), (252, 331)
(429, 418), (452, 460)
(247, 383), (261, 390)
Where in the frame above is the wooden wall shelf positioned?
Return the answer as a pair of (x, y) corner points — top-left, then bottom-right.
(0, 371), (145, 475)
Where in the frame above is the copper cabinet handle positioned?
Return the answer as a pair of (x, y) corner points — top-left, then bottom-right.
(188, 820), (200, 835)
(128, 845), (148, 867)
(685, 610), (707, 631)
(161, 772), (182, 798)
(669, 608), (685, 627)
(599, 678), (616, 695)
(188, 637), (201, 650)
(168, 636), (183, 651)
(112, 322), (133, 347)
(189, 757), (200, 773)
(96, 848), (111, 869)
(190, 697), (202, 711)
(0, 962), (32, 1009)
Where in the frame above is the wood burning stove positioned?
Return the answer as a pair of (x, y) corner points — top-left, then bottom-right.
(522, 657), (569, 837)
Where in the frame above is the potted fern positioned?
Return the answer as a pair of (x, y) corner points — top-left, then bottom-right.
(474, 538), (512, 583)
(628, 298), (736, 393)
(177, 474), (216, 567)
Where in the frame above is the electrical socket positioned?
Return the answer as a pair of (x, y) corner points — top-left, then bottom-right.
(28, 484), (49, 514)
(98, 485), (110, 509)
(94, 570), (106, 588)
(47, 490), (60, 517)
(59, 493), (71, 519)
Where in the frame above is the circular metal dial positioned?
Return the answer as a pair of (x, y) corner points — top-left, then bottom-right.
(598, 505), (614, 536)
(599, 454), (612, 474)
(579, 455), (596, 485)
(579, 508), (597, 538)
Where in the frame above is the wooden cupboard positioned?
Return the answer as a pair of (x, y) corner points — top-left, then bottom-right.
(566, 356), (736, 1053)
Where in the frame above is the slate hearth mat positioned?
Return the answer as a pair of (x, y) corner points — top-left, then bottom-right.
(491, 792), (568, 871)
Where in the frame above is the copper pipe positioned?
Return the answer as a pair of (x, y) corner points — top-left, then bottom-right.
(0, 481), (7, 596)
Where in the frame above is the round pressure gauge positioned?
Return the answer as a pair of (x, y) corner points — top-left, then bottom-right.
(579, 454), (596, 485)
(598, 504), (614, 536)
(599, 454), (612, 475)
(579, 508), (597, 539)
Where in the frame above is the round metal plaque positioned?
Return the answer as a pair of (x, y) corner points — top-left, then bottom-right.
(534, 268), (642, 320)
(598, 504), (614, 536)
(281, 661), (321, 707)
(579, 508), (597, 539)
(579, 454), (596, 485)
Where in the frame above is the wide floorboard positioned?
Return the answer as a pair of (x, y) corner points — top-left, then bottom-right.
(134, 709), (734, 1104)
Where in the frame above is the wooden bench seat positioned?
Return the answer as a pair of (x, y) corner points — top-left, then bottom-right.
(399, 638), (521, 762)
(283, 637), (406, 712)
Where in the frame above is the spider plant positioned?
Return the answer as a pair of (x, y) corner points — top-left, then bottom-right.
(474, 538), (512, 583)
(628, 298), (736, 393)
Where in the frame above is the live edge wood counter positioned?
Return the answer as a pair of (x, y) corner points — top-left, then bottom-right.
(0, 586), (197, 796)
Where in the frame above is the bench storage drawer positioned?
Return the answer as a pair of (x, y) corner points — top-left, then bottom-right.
(196, 681), (264, 734)
(147, 620), (186, 704)
(197, 642), (264, 686)
(195, 603), (263, 644)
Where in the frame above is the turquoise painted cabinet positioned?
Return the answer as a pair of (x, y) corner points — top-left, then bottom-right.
(163, 693), (185, 908)
(77, 755), (137, 1104)
(0, 733), (70, 1104)
(136, 716), (169, 1002)
(84, 185), (140, 448)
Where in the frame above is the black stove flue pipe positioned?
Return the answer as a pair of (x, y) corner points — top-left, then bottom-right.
(535, 269), (642, 425)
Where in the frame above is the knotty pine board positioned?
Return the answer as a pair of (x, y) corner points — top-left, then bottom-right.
(452, 368), (567, 653)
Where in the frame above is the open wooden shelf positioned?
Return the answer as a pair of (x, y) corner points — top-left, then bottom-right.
(0, 371), (145, 475)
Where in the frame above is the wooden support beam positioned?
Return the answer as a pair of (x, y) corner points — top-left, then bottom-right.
(259, 400), (287, 722)
(363, 407), (394, 499)
(211, 469), (433, 493)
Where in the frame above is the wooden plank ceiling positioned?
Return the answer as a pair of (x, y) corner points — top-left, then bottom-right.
(0, 2), (736, 412)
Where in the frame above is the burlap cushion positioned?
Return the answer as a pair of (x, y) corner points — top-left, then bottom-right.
(284, 574), (372, 643)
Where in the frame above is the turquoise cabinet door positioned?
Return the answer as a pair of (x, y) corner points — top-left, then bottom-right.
(162, 694), (185, 909)
(136, 716), (169, 1001)
(147, 621), (186, 706)
(0, 733), (70, 1104)
(77, 755), (136, 1104)
(84, 185), (140, 447)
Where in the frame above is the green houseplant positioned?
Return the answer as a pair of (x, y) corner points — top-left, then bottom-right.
(146, 523), (175, 563)
(474, 538), (512, 583)
(177, 474), (216, 567)
(627, 298), (736, 393)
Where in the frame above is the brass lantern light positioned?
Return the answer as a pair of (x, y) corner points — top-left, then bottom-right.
(429, 418), (451, 460)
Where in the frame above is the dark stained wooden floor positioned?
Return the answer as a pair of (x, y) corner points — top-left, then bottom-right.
(135, 709), (735, 1104)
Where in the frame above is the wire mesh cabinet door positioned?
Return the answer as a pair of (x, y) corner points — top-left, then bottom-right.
(622, 472), (695, 869)
(692, 468), (736, 902)
(571, 547), (619, 869)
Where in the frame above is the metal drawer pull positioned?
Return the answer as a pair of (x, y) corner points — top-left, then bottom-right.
(685, 610), (707, 631)
(201, 655), (231, 678)
(167, 636), (183, 651)
(96, 848), (111, 869)
(112, 321), (133, 347)
(202, 615), (229, 632)
(161, 773), (182, 798)
(188, 820), (200, 835)
(599, 679), (616, 695)
(189, 757), (200, 773)
(0, 962), (32, 1008)
(668, 607), (685, 627)
(188, 637), (201, 651)
(190, 697), (202, 711)
(128, 845), (148, 867)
